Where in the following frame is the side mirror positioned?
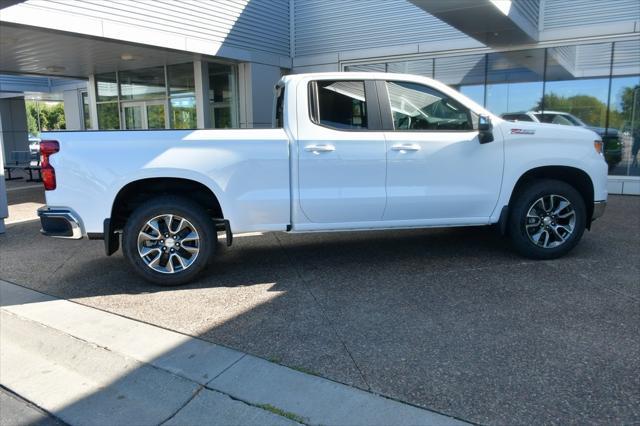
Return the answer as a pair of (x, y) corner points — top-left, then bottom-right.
(478, 115), (494, 144)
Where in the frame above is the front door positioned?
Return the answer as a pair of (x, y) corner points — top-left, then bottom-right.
(122, 101), (167, 130)
(380, 80), (503, 222)
(297, 79), (387, 224)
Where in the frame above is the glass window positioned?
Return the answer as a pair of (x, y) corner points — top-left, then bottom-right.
(435, 54), (486, 106)
(542, 43), (612, 129)
(209, 62), (237, 128)
(535, 113), (579, 126)
(97, 103), (120, 130)
(609, 40), (640, 176)
(170, 97), (197, 129)
(385, 81), (472, 131)
(96, 72), (118, 102)
(212, 108), (232, 129)
(389, 59), (434, 76)
(209, 63), (233, 102)
(168, 63), (195, 97)
(486, 49), (545, 116)
(312, 80), (368, 129)
(119, 66), (166, 101)
(502, 113), (534, 122)
(275, 85), (285, 128)
(168, 63), (196, 129)
(345, 63), (386, 72)
(147, 104), (166, 129)
(81, 92), (91, 129)
(123, 104), (144, 130)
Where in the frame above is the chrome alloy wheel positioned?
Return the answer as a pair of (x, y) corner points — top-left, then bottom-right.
(525, 194), (576, 249)
(137, 214), (200, 274)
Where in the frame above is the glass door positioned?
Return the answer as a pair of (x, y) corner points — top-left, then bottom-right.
(123, 102), (145, 129)
(122, 101), (167, 129)
(146, 101), (166, 129)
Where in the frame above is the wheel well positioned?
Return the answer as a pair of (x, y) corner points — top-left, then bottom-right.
(110, 178), (223, 231)
(509, 166), (595, 225)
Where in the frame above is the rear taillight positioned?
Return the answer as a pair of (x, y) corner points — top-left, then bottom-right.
(40, 140), (60, 190)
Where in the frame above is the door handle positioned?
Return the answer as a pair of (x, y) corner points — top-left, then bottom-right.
(305, 144), (336, 153)
(391, 144), (421, 152)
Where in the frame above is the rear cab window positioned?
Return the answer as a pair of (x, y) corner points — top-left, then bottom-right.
(274, 84), (285, 128)
(309, 80), (369, 130)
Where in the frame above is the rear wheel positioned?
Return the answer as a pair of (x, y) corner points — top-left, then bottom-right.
(508, 179), (586, 259)
(122, 196), (216, 286)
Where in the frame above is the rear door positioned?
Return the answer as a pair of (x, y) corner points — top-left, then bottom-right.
(380, 80), (503, 222)
(297, 79), (387, 224)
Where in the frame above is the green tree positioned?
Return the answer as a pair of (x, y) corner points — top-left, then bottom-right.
(24, 100), (66, 133)
(47, 103), (66, 130)
(26, 108), (38, 135)
(25, 101), (48, 134)
(614, 84), (640, 131)
(535, 93), (607, 127)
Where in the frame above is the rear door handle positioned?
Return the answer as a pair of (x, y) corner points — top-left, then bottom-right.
(391, 144), (421, 152)
(305, 144), (336, 153)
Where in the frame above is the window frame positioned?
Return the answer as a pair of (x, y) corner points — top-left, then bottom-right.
(307, 79), (383, 132)
(378, 80), (475, 133)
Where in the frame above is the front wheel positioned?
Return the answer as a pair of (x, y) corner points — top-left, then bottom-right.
(122, 196), (217, 286)
(508, 179), (586, 260)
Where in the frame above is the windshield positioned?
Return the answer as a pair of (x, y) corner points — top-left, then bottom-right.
(535, 113), (585, 127)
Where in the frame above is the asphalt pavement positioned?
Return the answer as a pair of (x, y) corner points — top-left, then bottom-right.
(1, 186), (638, 425)
(0, 387), (65, 426)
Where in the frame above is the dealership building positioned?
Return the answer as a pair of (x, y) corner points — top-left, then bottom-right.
(0, 0), (639, 193)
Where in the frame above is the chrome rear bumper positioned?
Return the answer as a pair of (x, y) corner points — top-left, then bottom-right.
(592, 201), (606, 221)
(37, 207), (83, 239)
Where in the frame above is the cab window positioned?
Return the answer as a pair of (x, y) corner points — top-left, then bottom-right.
(309, 80), (368, 130)
(275, 85), (285, 128)
(385, 81), (472, 131)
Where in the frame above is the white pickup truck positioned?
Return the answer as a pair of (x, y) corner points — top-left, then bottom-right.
(39, 72), (607, 285)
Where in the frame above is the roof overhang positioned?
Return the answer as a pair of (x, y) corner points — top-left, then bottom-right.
(409, 0), (538, 46)
(0, 23), (207, 79)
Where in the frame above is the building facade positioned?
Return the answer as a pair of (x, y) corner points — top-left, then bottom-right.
(0, 0), (639, 193)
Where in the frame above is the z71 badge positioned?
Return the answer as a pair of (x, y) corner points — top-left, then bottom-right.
(511, 128), (536, 135)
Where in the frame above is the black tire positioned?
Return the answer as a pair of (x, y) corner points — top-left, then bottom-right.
(122, 196), (217, 286)
(508, 179), (586, 260)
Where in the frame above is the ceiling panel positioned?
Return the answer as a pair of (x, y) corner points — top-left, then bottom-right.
(0, 23), (208, 78)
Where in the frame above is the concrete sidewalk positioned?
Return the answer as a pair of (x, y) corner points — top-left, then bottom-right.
(0, 280), (468, 426)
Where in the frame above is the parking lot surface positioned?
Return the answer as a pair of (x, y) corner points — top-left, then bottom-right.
(1, 186), (639, 425)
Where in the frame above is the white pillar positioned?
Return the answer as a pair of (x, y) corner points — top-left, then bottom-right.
(194, 60), (212, 129)
(87, 75), (99, 130)
(0, 134), (7, 232)
(0, 97), (26, 233)
(63, 89), (83, 131)
(0, 142), (6, 232)
(237, 62), (282, 129)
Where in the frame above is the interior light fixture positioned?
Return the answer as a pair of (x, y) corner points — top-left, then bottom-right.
(120, 53), (141, 61)
(45, 65), (66, 73)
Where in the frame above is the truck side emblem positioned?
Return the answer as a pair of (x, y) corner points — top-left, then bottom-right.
(511, 128), (535, 135)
